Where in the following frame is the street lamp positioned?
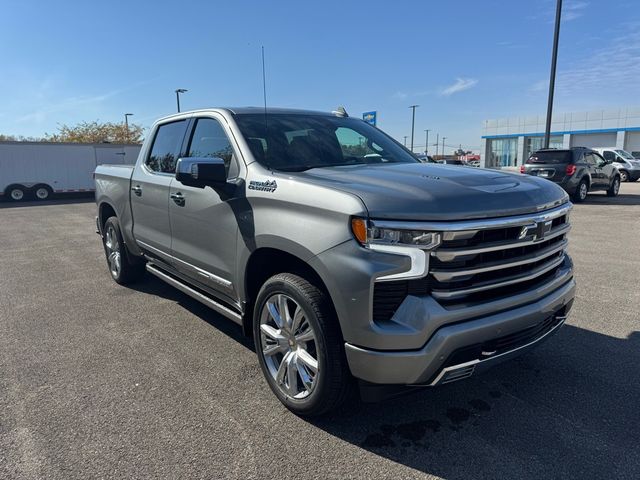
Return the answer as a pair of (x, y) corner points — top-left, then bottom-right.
(442, 136), (447, 158)
(409, 105), (419, 152)
(544, 0), (562, 149)
(403, 136), (408, 147)
(124, 113), (133, 143)
(434, 133), (439, 157)
(175, 88), (188, 113)
(424, 129), (430, 155)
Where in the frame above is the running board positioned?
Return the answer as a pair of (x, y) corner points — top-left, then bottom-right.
(146, 263), (242, 324)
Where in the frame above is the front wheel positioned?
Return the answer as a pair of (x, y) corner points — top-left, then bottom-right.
(8, 185), (26, 202)
(619, 170), (629, 182)
(253, 273), (354, 416)
(607, 176), (620, 197)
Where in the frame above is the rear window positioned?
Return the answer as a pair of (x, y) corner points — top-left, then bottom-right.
(527, 151), (572, 164)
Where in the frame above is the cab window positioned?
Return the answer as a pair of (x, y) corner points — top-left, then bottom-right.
(187, 118), (238, 177)
(146, 120), (188, 174)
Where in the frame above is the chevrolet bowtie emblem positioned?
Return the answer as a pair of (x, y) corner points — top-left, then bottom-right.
(519, 220), (553, 241)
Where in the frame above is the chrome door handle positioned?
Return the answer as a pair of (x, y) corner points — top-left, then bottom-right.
(131, 185), (142, 196)
(170, 192), (185, 206)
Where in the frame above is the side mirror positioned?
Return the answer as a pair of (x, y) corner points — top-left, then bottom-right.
(175, 157), (227, 188)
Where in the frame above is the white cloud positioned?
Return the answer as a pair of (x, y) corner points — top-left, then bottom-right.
(563, 0), (589, 22)
(392, 91), (408, 100)
(555, 29), (640, 98)
(440, 78), (478, 96)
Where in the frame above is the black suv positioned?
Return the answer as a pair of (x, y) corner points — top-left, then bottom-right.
(520, 147), (621, 202)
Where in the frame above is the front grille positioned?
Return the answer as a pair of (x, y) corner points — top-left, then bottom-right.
(428, 211), (570, 308)
(371, 205), (572, 322)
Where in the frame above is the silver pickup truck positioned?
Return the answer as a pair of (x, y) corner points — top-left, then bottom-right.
(95, 107), (576, 416)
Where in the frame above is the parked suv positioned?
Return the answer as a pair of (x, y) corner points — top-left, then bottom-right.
(592, 148), (640, 182)
(520, 147), (620, 202)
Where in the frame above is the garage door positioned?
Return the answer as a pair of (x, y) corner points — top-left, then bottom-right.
(570, 132), (617, 149)
(625, 131), (640, 157)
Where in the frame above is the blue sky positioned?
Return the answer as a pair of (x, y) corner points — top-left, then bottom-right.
(1, 0), (639, 153)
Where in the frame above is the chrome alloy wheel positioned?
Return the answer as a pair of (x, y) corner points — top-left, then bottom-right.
(259, 293), (319, 399)
(613, 178), (620, 195)
(104, 225), (122, 278)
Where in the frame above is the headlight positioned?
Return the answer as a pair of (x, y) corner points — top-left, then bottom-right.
(351, 218), (442, 250)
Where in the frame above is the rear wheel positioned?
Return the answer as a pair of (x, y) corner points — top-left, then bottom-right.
(7, 185), (26, 202)
(619, 170), (629, 182)
(607, 176), (620, 197)
(572, 179), (588, 203)
(34, 184), (52, 201)
(253, 273), (354, 416)
(102, 216), (145, 284)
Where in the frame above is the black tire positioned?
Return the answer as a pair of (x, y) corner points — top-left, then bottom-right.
(7, 184), (26, 202)
(618, 170), (629, 182)
(607, 176), (621, 197)
(33, 184), (53, 201)
(102, 216), (145, 284)
(253, 273), (355, 416)
(572, 178), (589, 203)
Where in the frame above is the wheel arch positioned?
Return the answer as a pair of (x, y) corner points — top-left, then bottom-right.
(98, 201), (117, 234)
(242, 247), (338, 337)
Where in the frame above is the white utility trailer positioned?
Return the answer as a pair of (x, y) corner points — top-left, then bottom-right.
(0, 142), (141, 201)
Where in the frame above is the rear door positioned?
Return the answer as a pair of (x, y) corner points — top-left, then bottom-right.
(130, 119), (189, 262)
(584, 152), (605, 188)
(168, 115), (241, 301)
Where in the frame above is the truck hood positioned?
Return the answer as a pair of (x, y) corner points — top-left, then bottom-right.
(292, 163), (569, 220)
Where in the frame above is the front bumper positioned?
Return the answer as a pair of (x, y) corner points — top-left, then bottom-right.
(344, 276), (575, 385)
(627, 169), (640, 181)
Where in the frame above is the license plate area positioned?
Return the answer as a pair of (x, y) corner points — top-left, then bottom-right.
(533, 169), (554, 178)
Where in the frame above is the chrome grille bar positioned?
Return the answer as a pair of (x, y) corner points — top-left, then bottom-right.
(430, 238), (568, 282)
(432, 223), (570, 262)
(431, 254), (566, 300)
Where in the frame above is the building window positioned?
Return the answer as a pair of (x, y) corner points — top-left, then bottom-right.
(488, 138), (518, 167)
(525, 135), (563, 159)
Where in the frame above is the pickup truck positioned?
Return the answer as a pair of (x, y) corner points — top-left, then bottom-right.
(95, 107), (576, 416)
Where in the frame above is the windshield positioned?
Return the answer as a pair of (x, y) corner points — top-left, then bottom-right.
(527, 150), (572, 164)
(233, 113), (418, 171)
(615, 149), (635, 160)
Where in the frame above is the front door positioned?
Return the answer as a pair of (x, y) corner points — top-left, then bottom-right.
(131, 119), (188, 262)
(169, 115), (241, 303)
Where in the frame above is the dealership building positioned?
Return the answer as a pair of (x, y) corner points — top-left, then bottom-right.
(480, 107), (640, 168)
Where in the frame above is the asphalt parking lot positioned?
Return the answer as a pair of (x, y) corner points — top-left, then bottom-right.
(1, 185), (639, 480)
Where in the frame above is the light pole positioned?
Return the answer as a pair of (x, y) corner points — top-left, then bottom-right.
(544, 0), (562, 149)
(124, 113), (133, 143)
(424, 129), (430, 155)
(435, 133), (439, 157)
(409, 105), (419, 152)
(175, 88), (188, 113)
(442, 137), (447, 158)
(403, 136), (408, 147)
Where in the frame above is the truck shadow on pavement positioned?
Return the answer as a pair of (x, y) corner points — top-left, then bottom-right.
(129, 275), (639, 479)
(128, 274), (255, 351)
(310, 325), (640, 479)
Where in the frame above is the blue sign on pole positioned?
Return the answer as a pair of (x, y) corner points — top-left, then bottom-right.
(363, 111), (377, 126)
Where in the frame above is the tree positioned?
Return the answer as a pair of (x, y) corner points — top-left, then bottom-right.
(44, 120), (144, 144)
